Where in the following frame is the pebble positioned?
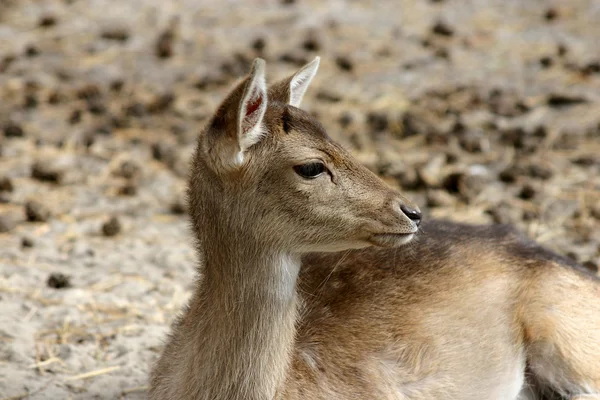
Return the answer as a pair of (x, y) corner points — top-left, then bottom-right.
(155, 18), (179, 59)
(114, 160), (141, 180)
(102, 216), (121, 237)
(518, 183), (537, 200)
(118, 183), (138, 196)
(3, 122), (24, 138)
(38, 15), (58, 28)
(0, 177), (14, 192)
(21, 236), (35, 248)
(335, 56), (354, 72)
(25, 200), (51, 222)
(170, 196), (187, 215)
(47, 273), (71, 289)
(582, 260), (598, 273)
(31, 161), (64, 183)
(431, 20), (454, 37)
(100, 26), (130, 42)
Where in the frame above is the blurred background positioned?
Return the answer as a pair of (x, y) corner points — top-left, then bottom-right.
(1, 0), (599, 398)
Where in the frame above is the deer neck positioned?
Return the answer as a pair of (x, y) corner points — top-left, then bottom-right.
(189, 230), (301, 399)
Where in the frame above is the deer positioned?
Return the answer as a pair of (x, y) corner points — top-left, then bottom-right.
(150, 57), (600, 400)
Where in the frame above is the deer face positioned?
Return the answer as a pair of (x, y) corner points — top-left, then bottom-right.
(193, 58), (421, 252)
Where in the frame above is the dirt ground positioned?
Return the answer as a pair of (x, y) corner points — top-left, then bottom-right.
(0, 0), (599, 398)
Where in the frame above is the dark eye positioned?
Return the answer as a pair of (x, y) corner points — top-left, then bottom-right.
(294, 162), (326, 179)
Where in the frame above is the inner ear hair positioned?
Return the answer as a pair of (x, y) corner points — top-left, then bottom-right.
(237, 58), (268, 155)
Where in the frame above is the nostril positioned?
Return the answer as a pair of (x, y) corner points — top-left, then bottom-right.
(400, 204), (422, 226)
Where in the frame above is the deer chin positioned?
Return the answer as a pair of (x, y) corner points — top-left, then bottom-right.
(368, 232), (416, 248)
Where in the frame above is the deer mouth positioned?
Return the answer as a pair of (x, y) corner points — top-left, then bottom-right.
(368, 232), (416, 248)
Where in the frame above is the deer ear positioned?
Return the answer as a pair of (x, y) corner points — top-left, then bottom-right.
(204, 58), (268, 169)
(237, 58), (268, 152)
(268, 57), (320, 107)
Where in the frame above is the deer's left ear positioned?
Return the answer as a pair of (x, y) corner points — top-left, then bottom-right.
(268, 57), (320, 107)
(237, 58), (268, 152)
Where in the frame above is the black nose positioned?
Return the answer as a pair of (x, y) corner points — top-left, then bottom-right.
(400, 204), (421, 226)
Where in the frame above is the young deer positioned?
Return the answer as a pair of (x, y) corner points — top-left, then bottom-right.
(150, 58), (600, 400)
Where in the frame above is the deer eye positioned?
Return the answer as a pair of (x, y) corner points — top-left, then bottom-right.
(294, 162), (326, 179)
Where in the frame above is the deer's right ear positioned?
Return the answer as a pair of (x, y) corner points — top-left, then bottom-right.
(268, 57), (320, 107)
(205, 58), (268, 169)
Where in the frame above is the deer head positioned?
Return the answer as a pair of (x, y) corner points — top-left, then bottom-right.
(189, 57), (421, 254)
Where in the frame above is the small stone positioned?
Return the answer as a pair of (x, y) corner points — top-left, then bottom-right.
(170, 197), (187, 215)
(76, 84), (101, 100)
(3, 122), (24, 138)
(366, 112), (389, 134)
(102, 216), (121, 237)
(279, 52), (308, 67)
(499, 165), (523, 183)
(47, 90), (65, 105)
(582, 260), (598, 273)
(539, 56), (553, 68)
(21, 236), (35, 248)
(557, 43), (568, 57)
(25, 45), (40, 57)
(68, 109), (82, 125)
(581, 61), (600, 76)
(251, 37), (266, 52)
(151, 141), (176, 165)
(117, 183), (138, 196)
(459, 130), (489, 153)
(431, 20), (454, 37)
(31, 161), (63, 183)
(38, 15), (57, 28)
(110, 79), (125, 92)
(25, 200), (51, 222)
(316, 90), (342, 103)
(527, 164), (553, 180)
(590, 204), (600, 220)
(519, 183), (537, 200)
(87, 99), (106, 115)
(335, 56), (353, 72)
(338, 112), (353, 128)
(125, 102), (147, 117)
(0, 177), (13, 192)
(0, 214), (16, 233)
(114, 160), (141, 180)
(147, 93), (175, 114)
(100, 27), (130, 42)
(24, 93), (39, 109)
(544, 7), (559, 21)
(302, 32), (321, 52)
(47, 273), (71, 289)
(155, 18), (179, 59)
(547, 94), (587, 108)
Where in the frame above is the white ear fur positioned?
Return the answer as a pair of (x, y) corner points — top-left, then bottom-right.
(237, 58), (268, 155)
(289, 56), (320, 107)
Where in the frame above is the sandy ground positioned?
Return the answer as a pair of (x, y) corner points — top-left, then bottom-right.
(1, 0), (599, 398)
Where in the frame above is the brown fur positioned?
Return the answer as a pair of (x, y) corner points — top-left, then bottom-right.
(150, 59), (600, 400)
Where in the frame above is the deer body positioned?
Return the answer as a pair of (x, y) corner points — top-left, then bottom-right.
(150, 58), (600, 400)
